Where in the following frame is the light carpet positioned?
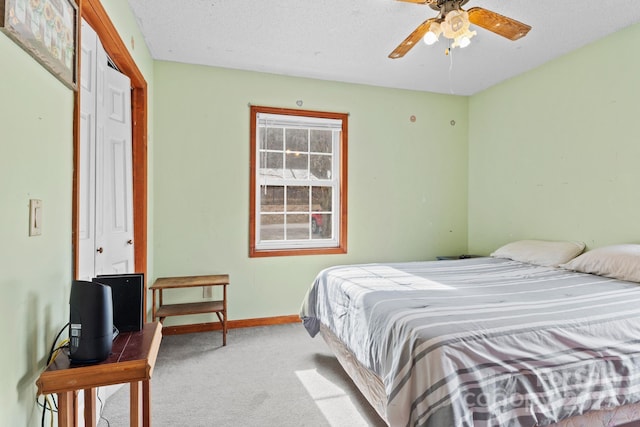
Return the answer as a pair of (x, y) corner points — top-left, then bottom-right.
(98, 323), (387, 427)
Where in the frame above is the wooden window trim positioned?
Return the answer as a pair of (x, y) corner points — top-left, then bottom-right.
(72, 0), (148, 311)
(249, 105), (348, 258)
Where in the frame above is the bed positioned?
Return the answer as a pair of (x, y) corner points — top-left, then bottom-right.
(300, 242), (640, 427)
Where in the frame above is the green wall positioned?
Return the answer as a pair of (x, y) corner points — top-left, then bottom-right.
(468, 23), (640, 255)
(0, 1), (154, 425)
(152, 62), (469, 322)
(0, 32), (74, 426)
(4, 0), (637, 423)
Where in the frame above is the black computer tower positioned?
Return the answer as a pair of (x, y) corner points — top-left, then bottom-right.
(93, 273), (144, 332)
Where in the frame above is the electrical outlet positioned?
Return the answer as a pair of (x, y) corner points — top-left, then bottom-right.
(29, 199), (42, 236)
(203, 286), (213, 299)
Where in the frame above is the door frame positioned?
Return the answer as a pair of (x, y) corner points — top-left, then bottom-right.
(72, 0), (148, 311)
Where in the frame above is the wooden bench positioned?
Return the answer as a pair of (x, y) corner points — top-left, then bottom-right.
(150, 274), (229, 345)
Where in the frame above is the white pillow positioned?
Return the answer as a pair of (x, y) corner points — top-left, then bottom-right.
(560, 244), (640, 283)
(491, 239), (585, 267)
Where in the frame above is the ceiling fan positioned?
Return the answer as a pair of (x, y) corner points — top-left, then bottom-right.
(389, 0), (531, 58)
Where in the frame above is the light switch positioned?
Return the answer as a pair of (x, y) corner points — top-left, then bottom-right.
(29, 199), (42, 236)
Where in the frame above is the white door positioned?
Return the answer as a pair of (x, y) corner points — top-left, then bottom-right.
(78, 20), (99, 281)
(78, 20), (134, 280)
(94, 67), (134, 275)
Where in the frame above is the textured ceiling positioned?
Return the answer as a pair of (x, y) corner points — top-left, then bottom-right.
(127, 0), (640, 96)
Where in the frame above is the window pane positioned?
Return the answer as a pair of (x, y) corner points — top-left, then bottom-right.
(260, 152), (284, 179)
(260, 214), (284, 240)
(265, 127), (283, 150)
(310, 154), (332, 180)
(286, 214), (309, 240)
(286, 186), (309, 212)
(286, 128), (308, 152)
(312, 214), (332, 239)
(312, 186), (332, 212)
(310, 130), (332, 153)
(260, 186), (284, 212)
(285, 152), (308, 172)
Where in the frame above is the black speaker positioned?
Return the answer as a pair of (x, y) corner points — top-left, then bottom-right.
(94, 273), (144, 332)
(69, 280), (113, 364)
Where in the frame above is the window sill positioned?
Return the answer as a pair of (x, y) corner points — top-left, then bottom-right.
(249, 245), (347, 258)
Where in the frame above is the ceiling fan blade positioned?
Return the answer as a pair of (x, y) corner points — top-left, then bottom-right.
(467, 7), (531, 41)
(389, 18), (439, 59)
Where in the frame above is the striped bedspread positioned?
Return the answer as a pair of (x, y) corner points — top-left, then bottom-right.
(300, 257), (640, 427)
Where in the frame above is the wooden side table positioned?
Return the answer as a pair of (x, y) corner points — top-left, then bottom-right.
(150, 274), (229, 345)
(436, 255), (483, 260)
(36, 321), (162, 427)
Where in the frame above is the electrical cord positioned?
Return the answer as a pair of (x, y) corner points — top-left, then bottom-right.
(41, 323), (70, 427)
(97, 393), (111, 427)
(39, 395), (47, 427)
(38, 391), (57, 427)
(46, 396), (55, 427)
(48, 339), (70, 366)
(46, 323), (70, 365)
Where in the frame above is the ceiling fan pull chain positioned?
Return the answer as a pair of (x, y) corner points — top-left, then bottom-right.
(449, 46), (456, 95)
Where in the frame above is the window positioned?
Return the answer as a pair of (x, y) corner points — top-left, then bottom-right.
(250, 106), (348, 257)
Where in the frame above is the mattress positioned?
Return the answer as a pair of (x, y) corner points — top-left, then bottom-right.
(319, 323), (640, 427)
(300, 257), (640, 427)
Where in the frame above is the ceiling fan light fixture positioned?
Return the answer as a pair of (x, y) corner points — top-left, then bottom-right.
(454, 32), (475, 48)
(442, 10), (470, 39)
(423, 22), (441, 45)
(441, 9), (477, 49)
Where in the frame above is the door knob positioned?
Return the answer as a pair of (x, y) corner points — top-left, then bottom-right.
(96, 247), (104, 253)
(127, 239), (133, 245)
